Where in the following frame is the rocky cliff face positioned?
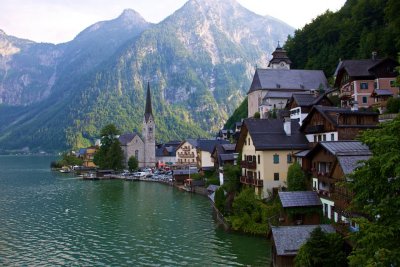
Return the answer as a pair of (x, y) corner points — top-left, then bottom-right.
(0, 0), (294, 152)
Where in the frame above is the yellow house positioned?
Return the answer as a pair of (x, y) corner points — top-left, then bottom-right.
(83, 146), (98, 167)
(237, 118), (309, 198)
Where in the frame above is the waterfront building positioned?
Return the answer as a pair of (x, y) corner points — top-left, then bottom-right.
(196, 139), (230, 172)
(236, 118), (309, 198)
(119, 83), (156, 168)
(270, 224), (335, 267)
(211, 143), (238, 185)
(175, 139), (198, 168)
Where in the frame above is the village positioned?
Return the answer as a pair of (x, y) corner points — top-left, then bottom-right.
(57, 44), (400, 267)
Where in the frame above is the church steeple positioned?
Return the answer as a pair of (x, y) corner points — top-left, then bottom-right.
(268, 42), (292, 69)
(144, 82), (153, 123)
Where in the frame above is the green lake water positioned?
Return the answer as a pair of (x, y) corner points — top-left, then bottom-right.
(0, 155), (271, 266)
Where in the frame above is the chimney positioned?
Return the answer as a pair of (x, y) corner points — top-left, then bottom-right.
(372, 51), (377, 60)
(284, 117), (291, 136)
(351, 100), (359, 111)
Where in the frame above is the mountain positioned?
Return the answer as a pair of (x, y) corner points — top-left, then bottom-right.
(0, 9), (151, 106)
(0, 0), (294, 152)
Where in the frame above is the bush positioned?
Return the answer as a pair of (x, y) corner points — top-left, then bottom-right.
(214, 187), (226, 214)
(287, 162), (307, 191)
(386, 97), (400, 113)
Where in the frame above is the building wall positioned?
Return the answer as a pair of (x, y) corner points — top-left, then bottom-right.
(123, 135), (145, 167)
(199, 151), (213, 168)
(241, 132), (299, 198)
(248, 90), (267, 118)
(176, 141), (197, 167)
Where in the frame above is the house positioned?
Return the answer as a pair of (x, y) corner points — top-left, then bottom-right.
(306, 141), (371, 225)
(118, 83), (156, 168)
(270, 225), (335, 267)
(247, 45), (329, 118)
(79, 146), (98, 167)
(334, 55), (399, 111)
(172, 168), (199, 185)
(175, 139), (198, 168)
(155, 141), (180, 168)
(211, 143), (238, 185)
(299, 105), (379, 146)
(216, 129), (234, 141)
(196, 139), (230, 172)
(236, 118), (309, 198)
(278, 191), (322, 226)
(286, 91), (334, 125)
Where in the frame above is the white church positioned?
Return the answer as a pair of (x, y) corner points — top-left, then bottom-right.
(119, 83), (156, 168)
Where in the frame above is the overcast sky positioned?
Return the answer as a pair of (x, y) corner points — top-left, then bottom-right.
(0, 0), (346, 44)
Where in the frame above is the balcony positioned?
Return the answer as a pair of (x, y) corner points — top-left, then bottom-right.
(240, 176), (263, 187)
(178, 152), (195, 158)
(317, 189), (332, 199)
(240, 161), (257, 169)
(304, 124), (324, 134)
(339, 91), (352, 99)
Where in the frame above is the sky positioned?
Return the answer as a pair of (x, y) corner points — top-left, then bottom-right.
(0, 0), (346, 44)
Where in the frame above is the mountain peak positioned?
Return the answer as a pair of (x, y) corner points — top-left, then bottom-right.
(118, 8), (145, 21)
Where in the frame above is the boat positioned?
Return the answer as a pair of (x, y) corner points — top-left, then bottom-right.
(59, 167), (71, 173)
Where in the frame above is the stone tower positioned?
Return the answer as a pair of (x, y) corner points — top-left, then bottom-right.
(268, 42), (292, 69)
(142, 82), (156, 167)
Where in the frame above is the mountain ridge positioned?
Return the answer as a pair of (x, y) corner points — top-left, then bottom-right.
(0, 0), (294, 152)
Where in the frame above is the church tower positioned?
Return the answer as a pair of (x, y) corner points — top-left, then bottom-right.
(142, 82), (156, 167)
(268, 42), (292, 69)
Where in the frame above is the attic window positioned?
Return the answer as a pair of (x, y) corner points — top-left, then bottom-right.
(276, 83), (281, 88)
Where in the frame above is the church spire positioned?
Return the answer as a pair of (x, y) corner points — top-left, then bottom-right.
(144, 82), (153, 122)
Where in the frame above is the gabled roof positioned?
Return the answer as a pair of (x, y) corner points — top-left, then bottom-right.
(248, 69), (329, 94)
(308, 141), (372, 175)
(299, 105), (379, 131)
(221, 144), (236, 151)
(279, 191), (322, 208)
(289, 91), (333, 108)
(239, 119), (309, 151)
(197, 139), (229, 153)
(119, 133), (142, 145)
(271, 225), (335, 256)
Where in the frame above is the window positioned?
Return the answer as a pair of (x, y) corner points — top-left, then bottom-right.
(258, 155), (260, 164)
(374, 81), (378, 89)
(148, 127), (153, 133)
(360, 82), (368, 89)
(274, 173), (279, 181)
(258, 171), (260, 179)
(314, 135), (317, 142)
(318, 135), (322, 142)
(331, 133), (335, 141)
(273, 154), (279, 164)
(362, 96), (368, 104)
(287, 154), (292, 163)
(323, 134), (326, 141)
(135, 150), (139, 159)
(248, 138), (251, 146)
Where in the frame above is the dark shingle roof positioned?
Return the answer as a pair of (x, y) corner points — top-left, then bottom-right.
(279, 191), (322, 208)
(197, 139), (229, 153)
(248, 69), (329, 93)
(271, 225), (335, 256)
(337, 155), (371, 175)
(173, 169), (199, 176)
(244, 119), (309, 150)
(372, 89), (394, 96)
(119, 133), (141, 145)
(334, 59), (380, 77)
(319, 141), (371, 156)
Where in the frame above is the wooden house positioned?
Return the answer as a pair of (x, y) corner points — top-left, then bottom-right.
(278, 191), (322, 226)
(270, 225), (335, 267)
(299, 105), (379, 147)
(306, 141), (371, 225)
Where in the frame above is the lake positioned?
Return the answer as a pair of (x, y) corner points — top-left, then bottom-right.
(0, 155), (271, 266)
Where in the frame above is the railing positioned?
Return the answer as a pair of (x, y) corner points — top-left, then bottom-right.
(240, 161), (257, 169)
(339, 91), (352, 99)
(240, 176), (263, 187)
(177, 153), (195, 158)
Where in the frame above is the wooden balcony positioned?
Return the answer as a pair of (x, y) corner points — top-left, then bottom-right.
(339, 91), (352, 99)
(240, 176), (263, 187)
(240, 161), (257, 169)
